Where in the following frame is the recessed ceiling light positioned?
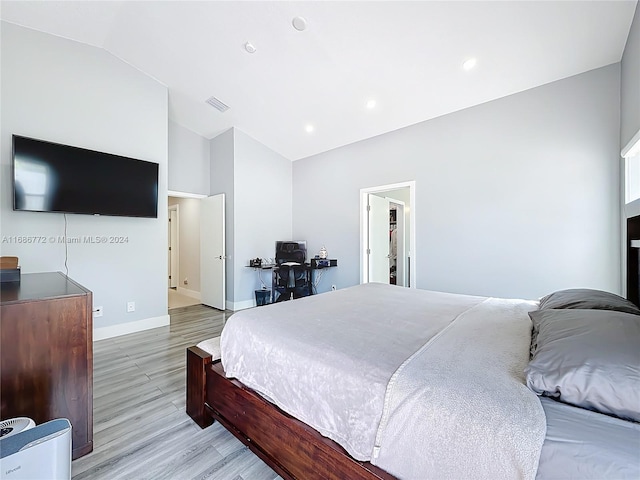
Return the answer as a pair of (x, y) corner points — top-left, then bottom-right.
(244, 42), (256, 54)
(292, 16), (307, 31)
(305, 124), (314, 133)
(366, 99), (377, 109)
(462, 58), (477, 71)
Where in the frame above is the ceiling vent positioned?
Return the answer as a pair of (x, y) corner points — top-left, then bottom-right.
(205, 96), (230, 113)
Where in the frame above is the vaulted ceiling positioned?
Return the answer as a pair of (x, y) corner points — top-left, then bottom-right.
(1, 1), (637, 160)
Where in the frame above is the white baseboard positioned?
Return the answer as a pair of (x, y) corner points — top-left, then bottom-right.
(226, 299), (254, 311)
(94, 314), (170, 341)
(177, 287), (201, 300)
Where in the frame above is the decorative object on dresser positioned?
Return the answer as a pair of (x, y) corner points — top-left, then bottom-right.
(0, 272), (93, 460)
(0, 256), (20, 284)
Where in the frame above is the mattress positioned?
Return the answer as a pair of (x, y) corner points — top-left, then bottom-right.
(220, 282), (546, 479)
(537, 397), (640, 479)
(221, 282), (486, 460)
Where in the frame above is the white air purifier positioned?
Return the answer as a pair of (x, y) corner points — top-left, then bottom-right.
(0, 418), (35, 438)
(0, 418), (72, 480)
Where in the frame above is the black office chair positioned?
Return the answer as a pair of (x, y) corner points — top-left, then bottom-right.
(273, 247), (309, 301)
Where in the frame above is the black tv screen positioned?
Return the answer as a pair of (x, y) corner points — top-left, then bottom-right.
(12, 135), (158, 218)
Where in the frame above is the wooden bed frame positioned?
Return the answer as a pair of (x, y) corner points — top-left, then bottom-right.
(186, 345), (396, 480)
(186, 217), (640, 479)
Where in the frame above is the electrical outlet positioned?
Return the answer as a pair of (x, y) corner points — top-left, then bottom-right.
(184, 278), (188, 285)
(127, 301), (135, 313)
(331, 285), (337, 291)
(93, 306), (103, 318)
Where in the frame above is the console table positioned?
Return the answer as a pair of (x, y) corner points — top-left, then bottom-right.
(0, 271), (93, 459)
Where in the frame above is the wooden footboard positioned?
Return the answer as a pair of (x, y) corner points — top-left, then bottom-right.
(186, 345), (213, 428)
(185, 346), (395, 480)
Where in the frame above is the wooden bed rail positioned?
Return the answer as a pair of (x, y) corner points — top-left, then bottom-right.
(185, 345), (396, 480)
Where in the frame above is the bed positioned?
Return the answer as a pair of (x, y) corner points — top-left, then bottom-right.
(187, 223), (640, 479)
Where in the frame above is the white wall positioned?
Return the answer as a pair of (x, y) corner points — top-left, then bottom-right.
(209, 128), (235, 304)
(168, 120), (210, 196)
(233, 129), (292, 308)
(293, 64), (622, 299)
(0, 23), (169, 338)
(168, 197), (201, 295)
(208, 128), (292, 309)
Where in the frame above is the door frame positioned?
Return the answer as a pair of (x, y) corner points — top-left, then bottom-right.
(360, 181), (416, 287)
(168, 204), (179, 288)
(167, 191), (208, 312)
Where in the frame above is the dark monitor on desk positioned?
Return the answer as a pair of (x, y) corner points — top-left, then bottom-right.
(275, 241), (307, 264)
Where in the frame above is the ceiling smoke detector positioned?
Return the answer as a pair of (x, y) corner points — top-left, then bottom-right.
(205, 96), (230, 113)
(244, 42), (256, 54)
(292, 16), (307, 31)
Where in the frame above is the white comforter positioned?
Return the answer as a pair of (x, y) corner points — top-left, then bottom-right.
(372, 297), (546, 479)
(220, 283), (545, 479)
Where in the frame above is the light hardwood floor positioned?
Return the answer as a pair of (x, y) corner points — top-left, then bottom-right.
(168, 288), (201, 309)
(72, 305), (280, 480)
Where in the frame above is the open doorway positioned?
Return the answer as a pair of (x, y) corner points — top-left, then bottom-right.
(360, 181), (416, 288)
(168, 193), (205, 310)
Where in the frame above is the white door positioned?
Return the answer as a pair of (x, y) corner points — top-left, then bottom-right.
(200, 194), (226, 310)
(168, 207), (178, 288)
(368, 194), (390, 284)
(391, 202), (406, 287)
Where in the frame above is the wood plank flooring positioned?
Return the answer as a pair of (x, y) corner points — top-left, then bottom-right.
(72, 305), (280, 480)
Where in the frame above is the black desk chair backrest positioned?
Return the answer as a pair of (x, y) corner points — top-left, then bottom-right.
(274, 244), (307, 300)
(275, 243), (305, 265)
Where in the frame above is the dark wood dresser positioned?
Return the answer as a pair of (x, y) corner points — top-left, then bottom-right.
(0, 271), (93, 459)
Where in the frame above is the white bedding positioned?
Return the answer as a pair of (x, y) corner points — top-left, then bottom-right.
(372, 297), (546, 479)
(220, 283), (545, 478)
(221, 283), (484, 460)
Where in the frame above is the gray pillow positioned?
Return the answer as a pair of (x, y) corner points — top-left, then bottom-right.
(525, 309), (640, 422)
(538, 288), (640, 315)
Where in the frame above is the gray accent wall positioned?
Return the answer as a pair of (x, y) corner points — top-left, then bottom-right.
(621, 2), (639, 149)
(1, 22), (169, 330)
(168, 120), (210, 195)
(621, 2), (640, 221)
(293, 65), (622, 299)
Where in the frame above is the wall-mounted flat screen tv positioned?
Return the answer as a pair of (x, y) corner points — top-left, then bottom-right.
(12, 135), (159, 218)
